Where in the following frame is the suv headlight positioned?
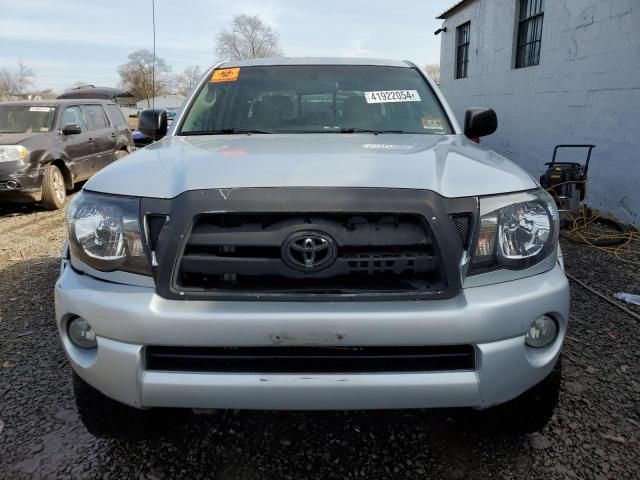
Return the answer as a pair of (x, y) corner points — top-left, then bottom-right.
(66, 191), (150, 276)
(0, 145), (28, 162)
(469, 189), (559, 275)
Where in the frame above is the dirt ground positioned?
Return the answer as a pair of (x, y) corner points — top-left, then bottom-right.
(0, 196), (638, 479)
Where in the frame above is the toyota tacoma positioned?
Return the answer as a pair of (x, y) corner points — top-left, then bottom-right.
(55, 58), (568, 439)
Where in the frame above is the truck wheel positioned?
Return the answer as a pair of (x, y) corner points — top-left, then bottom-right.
(483, 356), (562, 434)
(72, 372), (162, 441)
(41, 164), (66, 210)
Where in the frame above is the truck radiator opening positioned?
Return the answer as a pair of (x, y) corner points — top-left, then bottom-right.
(174, 213), (447, 296)
(145, 345), (476, 373)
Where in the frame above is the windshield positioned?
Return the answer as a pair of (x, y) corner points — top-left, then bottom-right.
(180, 65), (451, 135)
(0, 105), (56, 134)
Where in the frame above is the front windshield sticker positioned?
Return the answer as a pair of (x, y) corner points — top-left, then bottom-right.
(421, 117), (444, 130)
(29, 106), (52, 112)
(364, 90), (421, 104)
(211, 68), (240, 83)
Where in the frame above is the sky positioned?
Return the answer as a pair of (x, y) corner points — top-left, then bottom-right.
(0, 0), (452, 93)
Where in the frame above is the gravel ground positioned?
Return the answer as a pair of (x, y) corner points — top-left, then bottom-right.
(0, 198), (638, 479)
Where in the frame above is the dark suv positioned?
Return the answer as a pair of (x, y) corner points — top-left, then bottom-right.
(0, 99), (133, 209)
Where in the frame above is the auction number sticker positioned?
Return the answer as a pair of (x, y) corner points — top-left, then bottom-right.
(29, 106), (52, 112)
(211, 67), (240, 83)
(364, 90), (421, 104)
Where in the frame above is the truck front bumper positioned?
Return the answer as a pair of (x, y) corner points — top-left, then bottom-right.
(55, 261), (569, 410)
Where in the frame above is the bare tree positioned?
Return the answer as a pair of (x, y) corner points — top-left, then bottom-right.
(0, 70), (12, 100)
(425, 64), (441, 85)
(0, 61), (35, 100)
(118, 49), (173, 106)
(14, 61), (35, 97)
(174, 65), (202, 96)
(216, 14), (284, 60)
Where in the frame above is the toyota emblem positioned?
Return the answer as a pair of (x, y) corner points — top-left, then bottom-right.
(282, 231), (337, 272)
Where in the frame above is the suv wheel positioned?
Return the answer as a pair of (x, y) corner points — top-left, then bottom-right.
(481, 356), (562, 434)
(73, 372), (162, 441)
(41, 164), (66, 210)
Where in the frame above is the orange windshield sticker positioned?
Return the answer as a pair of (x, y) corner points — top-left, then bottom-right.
(211, 68), (240, 83)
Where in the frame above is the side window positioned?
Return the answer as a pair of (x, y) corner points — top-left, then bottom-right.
(82, 105), (110, 130)
(62, 106), (88, 131)
(105, 104), (127, 127)
(455, 22), (470, 79)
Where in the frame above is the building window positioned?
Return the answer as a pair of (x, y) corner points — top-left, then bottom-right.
(516, 0), (544, 68)
(455, 22), (470, 79)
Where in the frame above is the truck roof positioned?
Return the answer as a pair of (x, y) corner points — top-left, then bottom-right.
(219, 57), (413, 68)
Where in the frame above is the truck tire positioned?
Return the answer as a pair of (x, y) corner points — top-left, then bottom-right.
(483, 356), (562, 434)
(41, 164), (66, 210)
(72, 372), (162, 441)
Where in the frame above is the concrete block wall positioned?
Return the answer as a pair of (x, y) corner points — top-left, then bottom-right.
(438, 0), (640, 225)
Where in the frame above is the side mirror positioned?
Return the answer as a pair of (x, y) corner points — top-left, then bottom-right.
(138, 108), (168, 140)
(463, 108), (497, 139)
(62, 123), (82, 135)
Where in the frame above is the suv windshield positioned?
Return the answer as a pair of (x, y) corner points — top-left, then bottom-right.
(180, 65), (451, 135)
(0, 105), (56, 133)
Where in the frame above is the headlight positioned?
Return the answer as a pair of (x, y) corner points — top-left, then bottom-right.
(469, 189), (559, 275)
(66, 191), (150, 275)
(0, 145), (28, 162)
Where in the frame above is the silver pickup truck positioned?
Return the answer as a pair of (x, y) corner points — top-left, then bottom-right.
(55, 58), (568, 440)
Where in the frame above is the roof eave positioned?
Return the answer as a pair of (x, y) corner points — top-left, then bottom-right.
(436, 0), (470, 19)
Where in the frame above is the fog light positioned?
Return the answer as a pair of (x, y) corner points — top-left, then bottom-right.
(525, 315), (558, 348)
(68, 317), (97, 349)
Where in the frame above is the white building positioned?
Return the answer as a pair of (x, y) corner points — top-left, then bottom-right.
(436, 0), (639, 225)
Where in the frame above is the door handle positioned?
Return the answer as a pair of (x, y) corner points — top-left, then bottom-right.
(110, 133), (116, 138)
(88, 137), (95, 143)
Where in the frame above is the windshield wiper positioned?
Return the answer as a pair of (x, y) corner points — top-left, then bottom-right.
(182, 128), (273, 136)
(339, 128), (410, 134)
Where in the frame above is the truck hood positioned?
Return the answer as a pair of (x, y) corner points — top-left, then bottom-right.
(86, 134), (537, 198)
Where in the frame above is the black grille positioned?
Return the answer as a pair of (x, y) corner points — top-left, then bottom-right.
(451, 214), (473, 250)
(145, 345), (476, 373)
(142, 187), (473, 301)
(175, 213), (445, 295)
